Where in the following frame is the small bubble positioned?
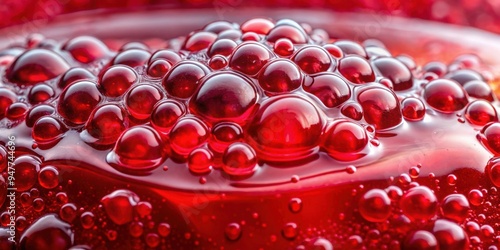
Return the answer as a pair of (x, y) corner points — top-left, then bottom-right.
(199, 177), (207, 184)
(106, 230), (118, 241)
(404, 230), (438, 249)
(408, 166), (420, 178)
(80, 212), (95, 230)
(440, 194), (470, 223)
(56, 192), (68, 204)
(129, 221), (144, 238)
(288, 198), (303, 213)
(158, 223), (171, 237)
(16, 216), (28, 231)
(291, 175), (300, 183)
(400, 186), (437, 221)
(136, 201), (152, 218)
(447, 174), (457, 186)
(101, 189), (139, 225)
(347, 235), (363, 248)
(385, 186), (403, 201)
(346, 165), (357, 174)
(486, 157), (500, 187)
(38, 166), (59, 189)
(468, 189), (484, 206)
(282, 222), (298, 240)
(60, 203), (77, 223)
(225, 223), (242, 241)
(481, 225), (495, 238)
(465, 221), (480, 234)
(145, 233), (160, 248)
(32, 198), (45, 212)
(358, 189), (391, 222)
(399, 173), (411, 185)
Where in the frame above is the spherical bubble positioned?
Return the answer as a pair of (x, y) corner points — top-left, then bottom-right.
(6, 102), (29, 120)
(0, 88), (17, 119)
(266, 20), (307, 44)
(81, 104), (128, 147)
(479, 122), (500, 155)
(401, 97), (425, 121)
(358, 189), (392, 222)
(463, 80), (494, 101)
(59, 203), (77, 223)
(147, 59), (171, 78)
(225, 223), (242, 241)
(111, 49), (151, 68)
(423, 79), (468, 112)
(465, 100), (497, 126)
(57, 80), (102, 125)
(14, 155), (41, 192)
(125, 84), (164, 120)
(241, 18), (274, 35)
(357, 87), (402, 129)
(485, 157), (500, 188)
(404, 230), (438, 250)
(445, 69), (483, 86)
(229, 42), (273, 75)
(222, 142), (258, 177)
(440, 194), (470, 222)
(400, 186), (438, 221)
(247, 95), (324, 161)
(182, 31), (217, 52)
(303, 73), (350, 108)
(57, 67), (95, 90)
(292, 45), (332, 74)
(98, 65), (137, 97)
(207, 39), (238, 57)
(63, 36), (109, 63)
(151, 100), (186, 134)
(162, 61), (210, 99)
(32, 116), (67, 146)
(107, 126), (166, 171)
(288, 198), (303, 213)
(80, 212), (95, 230)
(7, 49), (70, 85)
(28, 83), (55, 104)
(431, 219), (469, 249)
(19, 214), (73, 250)
(339, 56), (375, 84)
(190, 72), (258, 124)
(38, 166), (59, 189)
(258, 59), (302, 93)
(209, 122), (243, 153)
(322, 120), (369, 161)
(101, 189), (139, 225)
(373, 57), (413, 91)
(334, 40), (367, 57)
(273, 38), (294, 56)
(149, 49), (182, 65)
(282, 222), (298, 240)
(341, 102), (363, 120)
(169, 117), (209, 156)
(188, 148), (213, 175)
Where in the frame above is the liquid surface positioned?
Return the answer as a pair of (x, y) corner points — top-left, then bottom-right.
(0, 9), (499, 250)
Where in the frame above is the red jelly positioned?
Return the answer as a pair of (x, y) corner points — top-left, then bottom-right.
(1, 3), (500, 250)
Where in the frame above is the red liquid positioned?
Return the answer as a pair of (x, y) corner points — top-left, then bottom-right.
(0, 7), (500, 250)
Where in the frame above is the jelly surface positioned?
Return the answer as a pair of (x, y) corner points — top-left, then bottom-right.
(0, 8), (500, 250)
